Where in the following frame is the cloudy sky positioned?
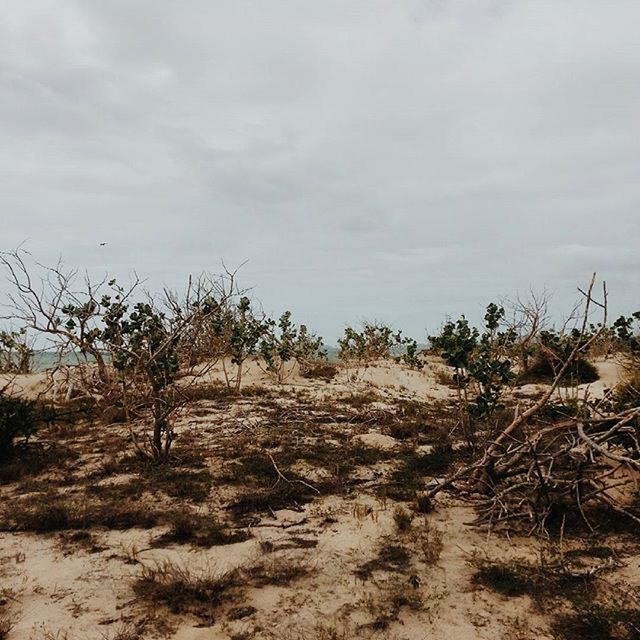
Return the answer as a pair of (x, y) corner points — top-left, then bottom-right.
(1, 0), (638, 339)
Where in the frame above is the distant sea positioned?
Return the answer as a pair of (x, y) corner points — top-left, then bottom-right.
(32, 350), (338, 371)
(30, 344), (425, 372)
(31, 351), (95, 372)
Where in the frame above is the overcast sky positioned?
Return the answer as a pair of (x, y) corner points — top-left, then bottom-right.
(1, 0), (638, 340)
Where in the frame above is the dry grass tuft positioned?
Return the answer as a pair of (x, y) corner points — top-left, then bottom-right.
(134, 560), (242, 618)
(417, 522), (444, 565)
(393, 506), (414, 533)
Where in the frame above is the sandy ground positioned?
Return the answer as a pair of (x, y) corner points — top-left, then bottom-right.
(0, 500), (553, 640)
(0, 356), (637, 639)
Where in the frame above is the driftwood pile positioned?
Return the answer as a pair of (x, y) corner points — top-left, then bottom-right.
(429, 276), (640, 535)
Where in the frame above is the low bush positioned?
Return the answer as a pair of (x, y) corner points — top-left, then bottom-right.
(0, 394), (36, 458)
(228, 481), (321, 516)
(518, 354), (599, 386)
(0, 444), (78, 486)
(393, 506), (414, 532)
(247, 557), (310, 586)
(419, 522), (444, 565)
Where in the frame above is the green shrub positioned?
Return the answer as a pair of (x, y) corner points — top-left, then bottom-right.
(259, 311), (325, 383)
(0, 394), (36, 458)
(429, 304), (514, 432)
(519, 354), (599, 386)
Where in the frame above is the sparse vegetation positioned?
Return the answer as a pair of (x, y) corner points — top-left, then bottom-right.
(366, 577), (423, 631)
(5, 492), (163, 532)
(260, 311), (325, 383)
(0, 258), (638, 640)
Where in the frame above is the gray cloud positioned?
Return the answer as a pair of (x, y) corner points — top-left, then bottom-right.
(1, 0), (638, 339)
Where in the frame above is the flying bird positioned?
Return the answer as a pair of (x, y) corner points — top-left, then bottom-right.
(99, 242), (107, 246)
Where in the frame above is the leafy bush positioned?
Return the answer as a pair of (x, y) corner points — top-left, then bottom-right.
(612, 311), (640, 354)
(396, 337), (424, 369)
(521, 327), (600, 385)
(339, 323), (423, 369)
(101, 292), (182, 459)
(259, 311), (325, 382)
(0, 328), (33, 374)
(227, 296), (265, 392)
(339, 322), (397, 364)
(519, 352), (599, 385)
(0, 393), (36, 458)
(429, 303), (514, 440)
